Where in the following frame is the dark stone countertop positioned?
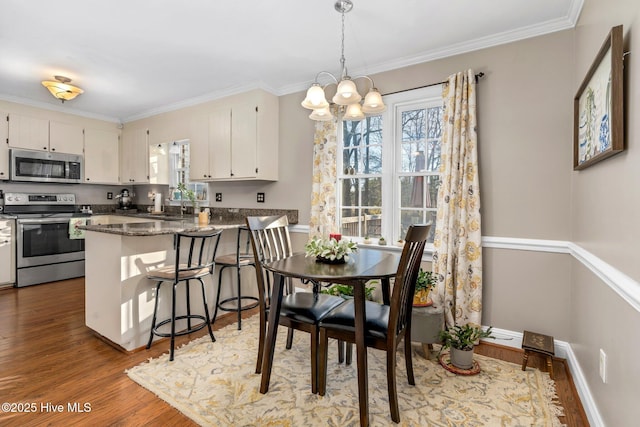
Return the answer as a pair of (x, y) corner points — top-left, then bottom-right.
(80, 218), (242, 236)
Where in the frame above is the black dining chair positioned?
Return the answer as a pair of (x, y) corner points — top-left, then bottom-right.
(146, 229), (223, 361)
(246, 215), (345, 394)
(317, 223), (430, 423)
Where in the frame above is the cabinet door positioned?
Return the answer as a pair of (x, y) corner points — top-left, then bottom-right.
(49, 120), (84, 154)
(231, 104), (258, 179)
(7, 113), (49, 151)
(121, 128), (149, 183)
(84, 128), (119, 184)
(0, 112), (8, 179)
(209, 108), (231, 179)
(189, 115), (211, 180)
(0, 220), (15, 285)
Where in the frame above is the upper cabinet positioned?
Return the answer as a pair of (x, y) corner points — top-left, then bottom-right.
(191, 90), (279, 182)
(84, 128), (120, 184)
(0, 113), (8, 179)
(7, 113), (83, 155)
(120, 127), (149, 183)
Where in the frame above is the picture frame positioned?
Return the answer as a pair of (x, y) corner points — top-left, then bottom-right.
(573, 25), (624, 170)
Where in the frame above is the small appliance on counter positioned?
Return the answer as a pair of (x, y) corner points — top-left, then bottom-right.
(115, 189), (134, 210)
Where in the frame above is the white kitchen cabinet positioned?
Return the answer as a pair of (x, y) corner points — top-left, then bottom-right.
(120, 127), (149, 183)
(7, 114), (83, 154)
(0, 112), (8, 180)
(84, 128), (120, 184)
(189, 114), (215, 180)
(0, 219), (15, 286)
(192, 90), (278, 181)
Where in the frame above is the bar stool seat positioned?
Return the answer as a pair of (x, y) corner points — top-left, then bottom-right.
(213, 226), (259, 329)
(147, 229), (223, 361)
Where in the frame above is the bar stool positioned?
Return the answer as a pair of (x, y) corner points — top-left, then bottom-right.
(213, 226), (259, 329)
(146, 229), (223, 361)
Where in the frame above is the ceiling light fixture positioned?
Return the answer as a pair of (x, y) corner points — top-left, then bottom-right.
(301, 0), (385, 121)
(41, 75), (84, 103)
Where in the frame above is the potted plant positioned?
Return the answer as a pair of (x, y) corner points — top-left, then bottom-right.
(362, 235), (372, 244)
(439, 324), (494, 369)
(177, 183), (198, 213)
(413, 268), (436, 307)
(321, 283), (375, 300)
(378, 237), (387, 246)
(304, 237), (358, 263)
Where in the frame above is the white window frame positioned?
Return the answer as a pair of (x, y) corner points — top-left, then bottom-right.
(337, 85), (443, 247)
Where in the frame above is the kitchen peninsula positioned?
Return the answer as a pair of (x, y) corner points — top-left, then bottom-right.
(82, 216), (242, 352)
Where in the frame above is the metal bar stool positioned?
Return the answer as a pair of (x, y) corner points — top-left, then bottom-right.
(213, 226), (259, 329)
(146, 229), (223, 361)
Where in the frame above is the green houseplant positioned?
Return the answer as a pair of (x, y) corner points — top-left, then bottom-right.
(413, 268), (437, 306)
(439, 324), (494, 369)
(304, 237), (358, 263)
(177, 183), (197, 213)
(321, 283), (375, 300)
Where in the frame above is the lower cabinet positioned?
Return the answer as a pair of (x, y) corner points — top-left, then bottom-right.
(0, 220), (15, 286)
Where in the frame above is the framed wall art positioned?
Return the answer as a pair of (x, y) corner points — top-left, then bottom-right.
(574, 25), (624, 170)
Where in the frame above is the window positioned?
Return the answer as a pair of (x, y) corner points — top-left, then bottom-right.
(167, 140), (208, 204)
(337, 85), (443, 244)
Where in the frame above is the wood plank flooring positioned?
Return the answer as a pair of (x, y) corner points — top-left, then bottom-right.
(0, 278), (588, 426)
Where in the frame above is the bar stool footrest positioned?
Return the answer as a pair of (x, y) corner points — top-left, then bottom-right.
(151, 314), (209, 338)
(217, 295), (259, 313)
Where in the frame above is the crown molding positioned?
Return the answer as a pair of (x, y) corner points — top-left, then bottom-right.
(0, 93), (120, 123)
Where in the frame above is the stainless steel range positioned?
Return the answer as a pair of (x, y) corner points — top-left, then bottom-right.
(3, 192), (88, 287)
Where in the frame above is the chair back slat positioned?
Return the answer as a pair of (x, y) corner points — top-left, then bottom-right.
(246, 215), (293, 309)
(388, 224), (431, 341)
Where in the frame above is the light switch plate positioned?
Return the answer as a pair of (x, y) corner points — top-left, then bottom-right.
(215, 193), (222, 202)
(257, 192), (265, 203)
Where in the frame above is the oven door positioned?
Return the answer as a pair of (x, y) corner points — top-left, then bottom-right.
(16, 217), (85, 268)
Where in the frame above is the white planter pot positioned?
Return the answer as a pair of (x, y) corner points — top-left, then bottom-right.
(450, 347), (475, 369)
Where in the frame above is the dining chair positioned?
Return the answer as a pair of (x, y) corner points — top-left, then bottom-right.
(317, 223), (430, 423)
(146, 229), (223, 361)
(246, 215), (345, 394)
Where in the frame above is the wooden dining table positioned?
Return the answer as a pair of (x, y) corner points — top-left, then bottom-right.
(260, 248), (400, 427)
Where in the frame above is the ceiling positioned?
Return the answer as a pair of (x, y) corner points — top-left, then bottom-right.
(0, 0), (582, 123)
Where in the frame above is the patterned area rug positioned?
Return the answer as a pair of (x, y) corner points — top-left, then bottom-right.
(127, 317), (563, 426)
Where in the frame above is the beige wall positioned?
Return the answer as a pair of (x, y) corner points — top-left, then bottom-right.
(569, 1), (640, 425)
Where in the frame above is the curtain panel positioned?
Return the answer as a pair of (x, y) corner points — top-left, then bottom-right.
(309, 116), (339, 239)
(432, 69), (483, 328)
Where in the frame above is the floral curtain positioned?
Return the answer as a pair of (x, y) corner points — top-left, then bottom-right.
(309, 114), (339, 239)
(432, 69), (483, 328)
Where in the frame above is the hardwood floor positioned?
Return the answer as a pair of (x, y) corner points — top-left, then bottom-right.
(0, 278), (588, 426)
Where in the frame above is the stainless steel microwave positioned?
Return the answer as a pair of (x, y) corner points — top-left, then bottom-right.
(10, 149), (83, 184)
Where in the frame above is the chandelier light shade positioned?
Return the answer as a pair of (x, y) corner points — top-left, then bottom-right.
(301, 0), (385, 122)
(41, 75), (84, 103)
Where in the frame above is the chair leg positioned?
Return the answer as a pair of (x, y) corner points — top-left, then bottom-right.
(405, 335), (415, 385)
(146, 281), (162, 349)
(318, 328), (329, 396)
(310, 328), (319, 394)
(346, 342), (353, 365)
(338, 340), (344, 363)
(169, 282), (177, 361)
(236, 266), (242, 330)
(213, 266), (225, 323)
(387, 346), (400, 423)
(185, 279), (192, 331)
(285, 327), (294, 349)
(198, 278), (216, 343)
(255, 310), (266, 374)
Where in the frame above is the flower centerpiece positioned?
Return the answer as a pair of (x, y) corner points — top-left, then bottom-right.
(304, 237), (358, 264)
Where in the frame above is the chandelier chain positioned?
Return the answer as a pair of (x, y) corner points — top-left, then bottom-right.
(340, 7), (346, 78)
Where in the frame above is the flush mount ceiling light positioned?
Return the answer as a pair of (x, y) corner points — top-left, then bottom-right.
(301, 0), (385, 122)
(41, 75), (84, 103)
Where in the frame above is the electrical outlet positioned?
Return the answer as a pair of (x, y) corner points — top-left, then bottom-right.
(257, 192), (265, 203)
(599, 348), (607, 383)
(107, 192), (113, 200)
(215, 193), (222, 202)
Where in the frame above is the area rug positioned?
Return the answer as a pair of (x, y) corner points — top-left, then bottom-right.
(126, 317), (564, 426)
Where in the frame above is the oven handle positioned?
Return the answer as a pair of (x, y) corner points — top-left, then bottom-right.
(17, 217), (79, 225)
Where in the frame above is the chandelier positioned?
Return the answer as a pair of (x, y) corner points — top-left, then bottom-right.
(301, 0), (385, 122)
(41, 75), (84, 103)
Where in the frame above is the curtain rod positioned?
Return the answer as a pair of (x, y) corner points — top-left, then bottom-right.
(381, 72), (485, 97)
